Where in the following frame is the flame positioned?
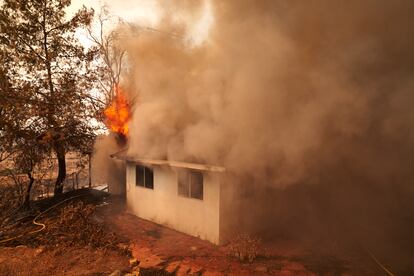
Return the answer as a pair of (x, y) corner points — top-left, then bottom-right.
(104, 86), (131, 136)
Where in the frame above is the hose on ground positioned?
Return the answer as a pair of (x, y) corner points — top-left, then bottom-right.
(366, 248), (396, 276)
(0, 194), (87, 244)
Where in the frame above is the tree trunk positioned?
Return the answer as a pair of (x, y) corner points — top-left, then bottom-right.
(23, 172), (34, 209)
(54, 143), (66, 195)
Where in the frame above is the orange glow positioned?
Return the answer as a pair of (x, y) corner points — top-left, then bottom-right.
(104, 86), (131, 136)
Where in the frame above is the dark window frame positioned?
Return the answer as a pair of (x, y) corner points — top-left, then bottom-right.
(136, 165), (154, 189)
(177, 170), (203, 200)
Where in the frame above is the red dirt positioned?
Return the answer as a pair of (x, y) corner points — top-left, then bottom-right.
(101, 198), (381, 275)
(0, 246), (129, 275)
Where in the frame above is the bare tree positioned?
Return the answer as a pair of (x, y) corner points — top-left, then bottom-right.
(87, 6), (127, 103)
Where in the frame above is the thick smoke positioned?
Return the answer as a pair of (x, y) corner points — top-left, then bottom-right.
(127, 0), (414, 185)
(123, 0), (414, 271)
(92, 134), (125, 195)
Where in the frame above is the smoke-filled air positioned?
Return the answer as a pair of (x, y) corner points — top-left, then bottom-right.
(121, 0), (414, 267)
(127, 0), (414, 186)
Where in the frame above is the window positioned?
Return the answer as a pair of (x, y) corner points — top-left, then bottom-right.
(178, 170), (203, 200)
(136, 165), (154, 189)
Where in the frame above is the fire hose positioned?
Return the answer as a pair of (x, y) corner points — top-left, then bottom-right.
(0, 194), (87, 244)
(366, 249), (395, 276)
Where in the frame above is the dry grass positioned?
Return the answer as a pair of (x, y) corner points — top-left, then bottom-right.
(32, 201), (121, 249)
(0, 181), (22, 224)
(1, 189), (126, 254)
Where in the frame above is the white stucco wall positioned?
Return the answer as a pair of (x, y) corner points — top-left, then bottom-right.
(125, 162), (221, 244)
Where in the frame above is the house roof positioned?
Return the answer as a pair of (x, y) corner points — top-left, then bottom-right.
(110, 149), (226, 173)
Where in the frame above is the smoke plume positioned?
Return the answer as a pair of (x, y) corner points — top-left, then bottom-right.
(92, 134), (125, 195)
(121, 0), (414, 271)
(127, 0), (414, 183)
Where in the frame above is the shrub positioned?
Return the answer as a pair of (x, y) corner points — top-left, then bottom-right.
(228, 233), (261, 262)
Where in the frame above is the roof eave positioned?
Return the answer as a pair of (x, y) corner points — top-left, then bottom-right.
(111, 155), (226, 173)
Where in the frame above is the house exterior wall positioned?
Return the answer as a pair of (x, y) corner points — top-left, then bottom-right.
(125, 162), (221, 244)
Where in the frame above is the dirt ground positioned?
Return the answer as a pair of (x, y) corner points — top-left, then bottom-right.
(0, 194), (387, 275)
(0, 246), (129, 275)
(101, 198), (383, 275)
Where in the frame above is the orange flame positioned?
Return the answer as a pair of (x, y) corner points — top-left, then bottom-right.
(104, 86), (131, 136)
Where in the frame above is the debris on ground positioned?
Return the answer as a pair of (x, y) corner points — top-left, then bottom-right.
(0, 188), (124, 251)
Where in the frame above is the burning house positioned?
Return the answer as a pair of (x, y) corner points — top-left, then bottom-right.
(100, 86), (230, 244)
